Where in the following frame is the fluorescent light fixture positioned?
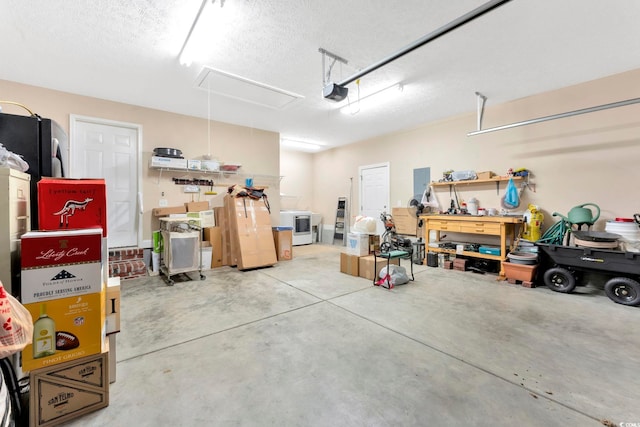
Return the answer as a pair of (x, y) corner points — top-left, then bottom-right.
(178, 0), (226, 66)
(340, 83), (404, 115)
(195, 67), (304, 109)
(280, 139), (326, 152)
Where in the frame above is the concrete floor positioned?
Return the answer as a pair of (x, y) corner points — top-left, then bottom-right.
(64, 244), (640, 427)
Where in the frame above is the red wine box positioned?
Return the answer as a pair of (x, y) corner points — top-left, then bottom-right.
(21, 229), (103, 304)
(37, 178), (107, 237)
(22, 291), (106, 372)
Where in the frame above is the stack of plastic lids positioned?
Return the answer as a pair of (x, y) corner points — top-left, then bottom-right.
(605, 219), (640, 252)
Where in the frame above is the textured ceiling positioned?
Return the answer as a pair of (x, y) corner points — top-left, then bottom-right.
(1, 0), (640, 152)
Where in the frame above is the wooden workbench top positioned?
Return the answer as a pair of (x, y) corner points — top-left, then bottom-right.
(419, 214), (523, 224)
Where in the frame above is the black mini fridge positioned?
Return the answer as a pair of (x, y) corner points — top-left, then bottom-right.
(0, 112), (67, 229)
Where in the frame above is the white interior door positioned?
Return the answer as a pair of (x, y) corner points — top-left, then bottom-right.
(359, 163), (390, 236)
(70, 116), (141, 248)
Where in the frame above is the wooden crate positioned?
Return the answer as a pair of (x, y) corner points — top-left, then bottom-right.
(30, 352), (109, 427)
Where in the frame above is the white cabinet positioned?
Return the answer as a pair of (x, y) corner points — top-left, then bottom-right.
(0, 168), (31, 295)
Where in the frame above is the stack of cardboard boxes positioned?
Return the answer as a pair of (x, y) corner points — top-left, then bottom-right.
(339, 232), (400, 280)
(20, 178), (114, 427)
(152, 194), (279, 272)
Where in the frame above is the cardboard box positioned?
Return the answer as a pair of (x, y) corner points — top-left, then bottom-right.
(358, 255), (399, 280)
(272, 227), (293, 261)
(187, 209), (215, 227)
(391, 207), (419, 236)
(30, 351), (109, 427)
(105, 277), (120, 335)
(346, 233), (372, 257)
(225, 195), (277, 270)
(37, 178), (107, 237)
(22, 291), (106, 372)
(186, 201), (210, 212)
(21, 229), (103, 304)
(152, 205), (187, 216)
(150, 155), (187, 169)
(340, 252), (360, 276)
(203, 226), (223, 268)
(476, 171), (495, 180)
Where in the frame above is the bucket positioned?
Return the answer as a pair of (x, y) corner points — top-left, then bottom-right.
(605, 221), (640, 237)
(605, 221), (640, 252)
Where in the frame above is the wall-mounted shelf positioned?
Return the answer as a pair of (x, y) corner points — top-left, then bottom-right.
(431, 176), (523, 194)
(149, 166), (282, 186)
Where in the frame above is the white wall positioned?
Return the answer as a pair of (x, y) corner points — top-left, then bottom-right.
(310, 68), (640, 235)
(279, 149), (314, 212)
(0, 79), (281, 243)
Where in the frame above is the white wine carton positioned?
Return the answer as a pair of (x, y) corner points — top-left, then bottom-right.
(22, 291), (106, 372)
(20, 229), (103, 304)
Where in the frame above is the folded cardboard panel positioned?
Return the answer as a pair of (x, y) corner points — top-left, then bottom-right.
(391, 208), (418, 236)
(226, 195), (277, 270)
(203, 226), (224, 268)
(213, 207), (229, 266)
(223, 198), (238, 267)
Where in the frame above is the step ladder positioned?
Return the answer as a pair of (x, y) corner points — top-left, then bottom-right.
(333, 197), (347, 245)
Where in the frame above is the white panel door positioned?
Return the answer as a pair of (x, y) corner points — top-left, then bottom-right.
(70, 117), (140, 248)
(359, 163), (389, 236)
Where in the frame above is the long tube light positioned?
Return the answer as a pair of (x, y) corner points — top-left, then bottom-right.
(178, 0), (226, 66)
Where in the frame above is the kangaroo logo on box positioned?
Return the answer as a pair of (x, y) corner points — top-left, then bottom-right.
(53, 198), (93, 227)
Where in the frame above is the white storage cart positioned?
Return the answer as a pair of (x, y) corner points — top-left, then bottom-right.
(158, 217), (205, 286)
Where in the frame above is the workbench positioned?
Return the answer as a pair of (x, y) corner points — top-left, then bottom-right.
(420, 214), (523, 278)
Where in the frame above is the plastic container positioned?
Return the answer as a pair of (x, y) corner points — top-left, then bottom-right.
(502, 261), (538, 282)
(467, 198), (479, 215)
(479, 246), (500, 256)
(507, 251), (538, 265)
(605, 221), (640, 241)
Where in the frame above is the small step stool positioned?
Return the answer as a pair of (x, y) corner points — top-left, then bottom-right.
(373, 250), (415, 289)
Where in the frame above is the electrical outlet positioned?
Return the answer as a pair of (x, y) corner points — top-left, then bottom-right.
(159, 199), (168, 207)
